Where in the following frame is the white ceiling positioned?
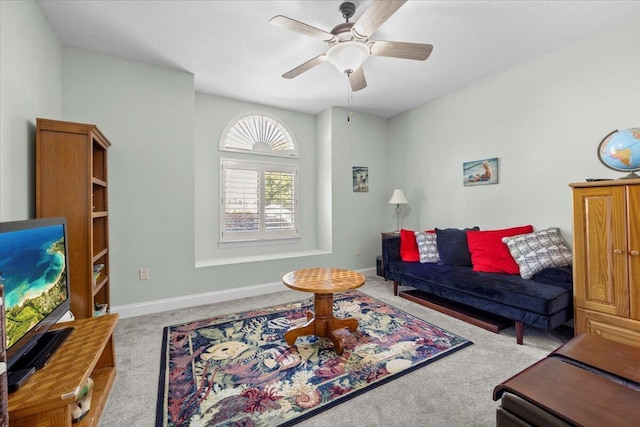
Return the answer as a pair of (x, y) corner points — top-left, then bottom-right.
(37, 0), (640, 119)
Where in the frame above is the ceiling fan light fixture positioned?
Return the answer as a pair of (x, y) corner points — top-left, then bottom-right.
(326, 41), (369, 74)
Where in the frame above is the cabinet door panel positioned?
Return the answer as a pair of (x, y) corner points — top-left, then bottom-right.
(628, 186), (640, 320)
(573, 187), (629, 316)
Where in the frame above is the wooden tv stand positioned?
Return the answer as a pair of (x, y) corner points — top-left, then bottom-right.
(8, 314), (118, 427)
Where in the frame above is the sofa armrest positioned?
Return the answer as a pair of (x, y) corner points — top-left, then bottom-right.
(531, 267), (573, 291)
(382, 235), (401, 271)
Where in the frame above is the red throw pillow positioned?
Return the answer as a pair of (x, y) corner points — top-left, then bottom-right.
(466, 225), (533, 274)
(400, 229), (435, 262)
(400, 229), (419, 262)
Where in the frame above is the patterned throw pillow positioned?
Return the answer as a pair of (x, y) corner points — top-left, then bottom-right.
(414, 231), (440, 263)
(502, 227), (572, 279)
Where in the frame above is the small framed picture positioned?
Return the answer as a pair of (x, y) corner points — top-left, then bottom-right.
(353, 166), (368, 192)
(463, 157), (499, 186)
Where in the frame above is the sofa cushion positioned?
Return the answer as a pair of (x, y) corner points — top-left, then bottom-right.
(415, 231), (440, 263)
(386, 261), (571, 317)
(502, 228), (572, 279)
(467, 225), (533, 274)
(400, 229), (420, 262)
(436, 227), (479, 266)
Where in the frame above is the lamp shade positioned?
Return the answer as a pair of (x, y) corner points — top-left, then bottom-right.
(326, 41), (370, 74)
(388, 189), (408, 205)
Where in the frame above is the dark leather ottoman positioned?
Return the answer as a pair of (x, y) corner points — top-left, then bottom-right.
(497, 392), (571, 427)
(493, 334), (640, 427)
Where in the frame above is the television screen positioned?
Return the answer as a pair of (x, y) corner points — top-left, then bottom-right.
(0, 217), (72, 376)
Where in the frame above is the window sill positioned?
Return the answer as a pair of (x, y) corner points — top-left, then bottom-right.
(218, 237), (300, 249)
(195, 249), (331, 268)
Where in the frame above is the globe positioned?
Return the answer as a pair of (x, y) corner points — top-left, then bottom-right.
(597, 128), (640, 179)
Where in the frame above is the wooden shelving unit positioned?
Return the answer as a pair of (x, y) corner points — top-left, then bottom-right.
(7, 314), (118, 427)
(36, 118), (112, 319)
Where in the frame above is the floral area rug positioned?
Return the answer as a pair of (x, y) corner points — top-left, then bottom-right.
(156, 291), (472, 426)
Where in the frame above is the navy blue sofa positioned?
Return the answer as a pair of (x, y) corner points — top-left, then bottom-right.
(382, 235), (573, 344)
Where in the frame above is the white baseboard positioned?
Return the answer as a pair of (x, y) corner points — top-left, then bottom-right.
(111, 281), (285, 319)
(112, 267), (376, 319)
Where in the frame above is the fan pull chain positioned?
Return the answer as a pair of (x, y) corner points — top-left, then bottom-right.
(346, 73), (354, 122)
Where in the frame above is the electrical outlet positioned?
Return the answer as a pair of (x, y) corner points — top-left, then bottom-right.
(355, 247), (361, 256)
(139, 267), (149, 280)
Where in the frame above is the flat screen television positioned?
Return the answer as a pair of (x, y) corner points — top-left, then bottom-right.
(0, 217), (73, 391)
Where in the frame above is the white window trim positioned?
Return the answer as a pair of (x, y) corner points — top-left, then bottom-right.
(220, 159), (299, 244)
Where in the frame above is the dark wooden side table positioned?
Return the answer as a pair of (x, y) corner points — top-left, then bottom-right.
(282, 268), (365, 354)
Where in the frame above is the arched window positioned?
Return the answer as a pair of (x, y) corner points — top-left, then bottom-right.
(220, 113), (298, 157)
(219, 113), (299, 244)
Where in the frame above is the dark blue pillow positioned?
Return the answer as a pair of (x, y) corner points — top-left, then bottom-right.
(435, 227), (479, 266)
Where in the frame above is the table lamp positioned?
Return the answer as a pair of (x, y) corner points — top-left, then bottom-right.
(388, 189), (408, 233)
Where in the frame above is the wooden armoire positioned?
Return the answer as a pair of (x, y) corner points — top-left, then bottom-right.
(570, 178), (640, 348)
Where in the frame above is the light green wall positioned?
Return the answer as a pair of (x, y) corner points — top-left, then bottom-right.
(0, 0), (62, 221)
(330, 108), (392, 250)
(389, 17), (640, 238)
(61, 47), (196, 305)
(316, 109), (333, 250)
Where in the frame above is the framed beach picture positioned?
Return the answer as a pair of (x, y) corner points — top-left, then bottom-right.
(463, 157), (499, 186)
(353, 166), (368, 192)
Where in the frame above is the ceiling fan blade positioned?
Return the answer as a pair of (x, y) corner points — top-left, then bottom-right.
(270, 15), (338, 43)
(370, 41), (433, 61)
(349, 67), (367, 92)
(282, 54), (328, 79)
(351, 0), (407, 40)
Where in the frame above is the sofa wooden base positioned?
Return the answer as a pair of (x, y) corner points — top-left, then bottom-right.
(397, 287), (524, 344)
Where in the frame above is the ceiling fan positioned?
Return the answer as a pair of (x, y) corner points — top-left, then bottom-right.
(270, 0), (433, 92)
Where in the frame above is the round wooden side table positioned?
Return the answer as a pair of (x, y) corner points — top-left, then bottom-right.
(282, 267), (365, 354)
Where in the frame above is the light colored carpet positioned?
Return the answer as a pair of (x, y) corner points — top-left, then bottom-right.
(98, 275), (573, 427)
